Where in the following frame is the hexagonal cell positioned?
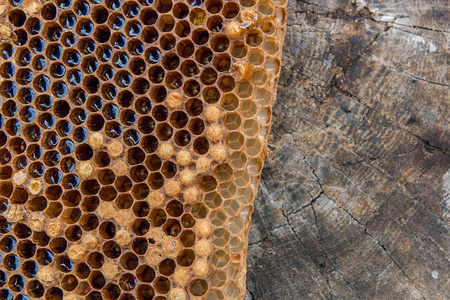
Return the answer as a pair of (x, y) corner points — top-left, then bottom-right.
(213, 228), (231, 247)
(199, 175), (218, 192)
(218, 75), (235, 92)
(229, 236), (244, 253)
(180, 60), (199, 77)
(218, 182), (237, 199)
(229, 152), (248, 169)
(189, 8), (207, 26)
(157, 14), (175, 32)
(200, 68), (218, 85)
(222, 2), (239, 18)
(258, 0), (275, 15)
(261, 19), (277, 35)
(248, 49), (265, 66)
(180, 230), (196, 247)
(226, 132), (245, 150)
(224, 281), (241, 298)
(175, 20), (191, 38)
(252, 69), (268, 86)
(247, 157), (263, 175)
(263, 37), (280, 55)
(224, 199), (240, 216)
(212, 250), (230, 269)
(266, 58), (282, 76)
(190, 279), (209, 296)
(221, 93), (239, 111)
(230, 42), (248, 58)
(210, 270), (227, 287)
(209, 209), (228, 226)
(255, 88), (272, 106)
(177, 39), (195, 58)
(240, 100), (257, 118)
(245, 138), (262, 156)
(233, 170), (250, 187)
(214, 163), (233, 181)
(173, 2), (189, 18)
(236, 188), (253, 205)
(246, 29), (263, 47)
(210, 34), (230, 52)
(224, 113), (242, 131)
(240, 205), (253, 221)
(236, 81), (253, 98)
(192, 28), (210, 45)
(206, 0), (224, 13)
(227, 217), (245, 235)
(192, 203), (210, 219)
(204, 191), (222, 209)
(258, 107), (272, 125)
(177, 249), (195, 267)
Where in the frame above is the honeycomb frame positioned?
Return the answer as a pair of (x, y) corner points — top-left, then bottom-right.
(0, 0), (287, 298)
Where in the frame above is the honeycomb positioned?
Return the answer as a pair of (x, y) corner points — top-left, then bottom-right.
(0, 0), (287, 298)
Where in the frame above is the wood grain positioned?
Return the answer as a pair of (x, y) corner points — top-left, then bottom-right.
(246, 0), (450, 299)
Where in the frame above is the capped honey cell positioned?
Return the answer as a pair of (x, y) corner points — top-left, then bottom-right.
(0, 0), (287, 298)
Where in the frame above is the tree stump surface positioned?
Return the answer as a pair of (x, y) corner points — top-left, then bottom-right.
(246, 0), (449, 299)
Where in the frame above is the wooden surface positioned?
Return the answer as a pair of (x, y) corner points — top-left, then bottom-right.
(245, 0), (450, 299)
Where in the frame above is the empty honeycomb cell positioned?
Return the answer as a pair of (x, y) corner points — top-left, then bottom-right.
(221, 1), (239, 18)
(230, 42), (247, 59)
(242, 119), (260, 137)
(149, 278), (168, 295)
(202, 88), (220, 106)
(226, 132), (244, 150)
(124, 1), (140, 18)
(190, 279), (208, 296)
(209, 209), (227, 227)
(219, 181), (237, 198)
(56, 255), (74, 273)
(262, 37), (279, 55)
(189, 117), (205, 136)
(180, 59), (199, 77)
(206, 16), (222, 34)
(233, 169), (250, 188)
(217, 75), (235, 92)
(210, 34), (230, 52)
(223, 282), (240, 298)
(252, 68), (268, 86)
(236, 187), (253, 205)
(210, 269), (227, 287)
(266, 58), (281, 77)
(4, 118), (20, 136)
(203, 191), (221, 209)
(193, 46), (212, 66)
(247, 157), (263, 174)
(229, 236), (244, 252)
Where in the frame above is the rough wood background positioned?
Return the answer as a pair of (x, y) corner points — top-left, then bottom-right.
(245, 0), (450, 299)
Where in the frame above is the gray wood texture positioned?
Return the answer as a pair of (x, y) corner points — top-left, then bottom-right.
(246, 0), (450, 299)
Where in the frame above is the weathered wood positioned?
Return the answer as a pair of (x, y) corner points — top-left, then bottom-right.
(246, 0), (450, 299)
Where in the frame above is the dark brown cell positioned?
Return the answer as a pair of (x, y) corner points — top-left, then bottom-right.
(190, 279), (208, 296)
(207, 15), (223, 32)
(136, 265), (155, 283)
(175, 20), (190, 38)
(222, 1), (239, 18)
(159, 259), (176, 276)
(149, 209), (167, 227)
(119, 273), (137, 291)
(163, 219), (181, 237)
(153, 276), (170, 294)
(177, 249), (195, 266)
